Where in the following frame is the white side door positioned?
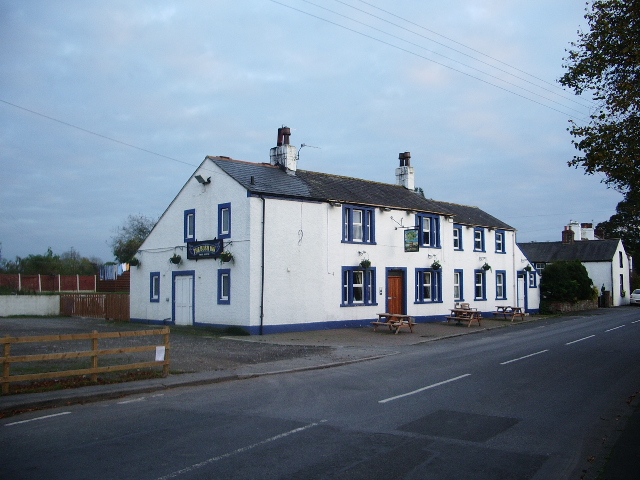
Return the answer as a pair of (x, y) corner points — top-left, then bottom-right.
(174, 274), (193, 325)
(517, 273), (526, 309)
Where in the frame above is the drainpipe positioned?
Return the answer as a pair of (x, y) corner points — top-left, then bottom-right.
(260, 196), (266, 335)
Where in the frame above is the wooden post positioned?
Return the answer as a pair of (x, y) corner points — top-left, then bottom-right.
(91, 330), (98, 383)
(163, 327), (170, 377)
(2, 336), (11, 394)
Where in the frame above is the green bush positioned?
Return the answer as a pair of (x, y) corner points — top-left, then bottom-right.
(540, 260), (596, 302)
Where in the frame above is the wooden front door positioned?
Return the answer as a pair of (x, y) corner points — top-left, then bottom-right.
(387, 271), (404, 314)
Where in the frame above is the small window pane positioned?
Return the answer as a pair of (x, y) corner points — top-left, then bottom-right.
(353, 210), (363, 241)
(353, 270), (364, 302)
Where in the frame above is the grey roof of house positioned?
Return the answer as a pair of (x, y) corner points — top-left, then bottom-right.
(209, 156), (515, 230)
(517, 239), (620, 263)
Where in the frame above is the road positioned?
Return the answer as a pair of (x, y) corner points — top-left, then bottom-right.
(3, 309), (640, 479)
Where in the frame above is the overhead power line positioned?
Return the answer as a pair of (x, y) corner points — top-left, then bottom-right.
(269, 0), (588, 120)
(0, 98), (198, 169)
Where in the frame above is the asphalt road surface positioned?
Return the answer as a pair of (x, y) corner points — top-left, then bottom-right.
(3, 308), (640, 479)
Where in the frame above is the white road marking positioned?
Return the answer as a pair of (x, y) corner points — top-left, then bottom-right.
(565, 335), (596, 345)
(500, 349), (549, 365)
(378, 374), (472, 404)
(632, 320), (640, 324)
(5, 411), (71, 426)
(117, 397), (146, 404)
(154, 420), (327, 480)
(605, 325), (625, 332)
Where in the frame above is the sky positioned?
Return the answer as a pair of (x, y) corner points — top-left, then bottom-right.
(0, 0), (623, 264)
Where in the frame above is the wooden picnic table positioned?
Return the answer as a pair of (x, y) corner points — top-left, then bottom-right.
(493, 306), (525, 322)
(446, 308), (482, 327)
(372, 313), (415, 334)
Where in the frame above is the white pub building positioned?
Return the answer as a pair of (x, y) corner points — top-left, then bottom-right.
(130, 128), (539, 334)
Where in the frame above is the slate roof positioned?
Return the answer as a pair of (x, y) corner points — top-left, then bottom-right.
(518, 239), (621, 263)
(209, 156), (515, 230)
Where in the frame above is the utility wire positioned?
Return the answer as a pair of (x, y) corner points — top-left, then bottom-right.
(332, 0), (593, 110)
(0, 98), (199, 169)
(298, 0), (588, 118)
(354, 0), (591, 105)
(269, 0), (588, 121)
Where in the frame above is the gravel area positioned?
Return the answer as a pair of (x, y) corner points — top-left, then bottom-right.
(0, 317), (333, 373)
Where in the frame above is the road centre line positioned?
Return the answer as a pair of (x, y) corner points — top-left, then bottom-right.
(500, 350), (549, 365)
(117, 397), (146, 404)
(633, 320), (640, 324)
(565, 335), (596, 345)
(605, 325), (625, 332)
(5, 411), (71, 427)
(378, 374), (471, 404)
(154, 420), (327, 480)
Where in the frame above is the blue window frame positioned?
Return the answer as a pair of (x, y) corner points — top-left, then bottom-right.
(415, 268), (442, 303)
(218, 203), (231, 239)
(474, 269), (487, 300)
(342, 266), (376, 306)
(528, 271), (537, 288)
(150, 272), (160, 302)
(184, 209), (196, 242)
(342, 206), (375, 244)
(416, 214), (440, 248)
(495, 230), (506, 253)
(453, 224), (463, 250)
(217, 268), (230, 305)
(495, 270), (507, 300)
(474, 227), (485, 252)
(453, 269), (464, 301)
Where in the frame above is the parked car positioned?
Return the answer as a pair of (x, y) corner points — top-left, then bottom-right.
(631, 289), (640, 305)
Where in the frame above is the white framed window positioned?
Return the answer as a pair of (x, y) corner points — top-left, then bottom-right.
(416, 214), (440, 248)
(150, 272), (160, 302)
(495, 230), (506, 253)
(453, 225), (463, 250)
(474, 228), (485, 252)
(496, 271), (506, 300)
(342, 266), (376, 306)
(184, 209), (196, 242)
(415, 268), (441, 303)
(453, 270), (463, 301)
(474, 270), (486, 300)
(218, 203), (231, 239)
(218, 269), (230, 304)
(342, 206), (375, 244)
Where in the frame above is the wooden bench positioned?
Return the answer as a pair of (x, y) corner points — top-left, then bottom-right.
(446, 308), (482, 327)
(372, 313), (415, 334)
(492, 306), (525, 322)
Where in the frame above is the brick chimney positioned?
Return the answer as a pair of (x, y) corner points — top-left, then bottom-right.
(395, 152), (414, 190)
(270, 126), (298, 175)
(562, 226), (575, 244)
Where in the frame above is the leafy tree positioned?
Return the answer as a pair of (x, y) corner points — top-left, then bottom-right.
(540, 260), (596, 302)
(110, 214), (156, 263)
(596, 189), (640, 274)
(559, 0), (640, 193)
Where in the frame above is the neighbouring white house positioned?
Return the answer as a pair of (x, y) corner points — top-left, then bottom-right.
(130, 128), (539, 334)
(518, 222), (632, 306)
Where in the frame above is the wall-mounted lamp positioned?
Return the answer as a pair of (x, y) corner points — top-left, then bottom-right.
(330, 201), (342, 207)
(195, 175), (211, 185)
(381, 207), (391, 212)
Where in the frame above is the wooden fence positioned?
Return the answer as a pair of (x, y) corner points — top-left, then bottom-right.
(60, 293), (130, 322)
(1, 328), (170, 394)
(0, 274), (97, 292)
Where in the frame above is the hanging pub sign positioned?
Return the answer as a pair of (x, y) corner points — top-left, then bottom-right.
(187, 239), (223, 260)
(404, 228), (419, 252)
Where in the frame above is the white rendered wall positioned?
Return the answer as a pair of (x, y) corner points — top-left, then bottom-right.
(0, 295), (60, 316)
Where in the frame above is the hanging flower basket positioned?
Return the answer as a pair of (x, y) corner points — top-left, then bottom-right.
(431, 260), (441, 270)
(524, 265), (532, 272)
(219, 251), (234, 263)
(359, 259), (371, 269)
(129, 257), (140, 267)
(482, 262), (492, 271)
(170, 254), (182, 265)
